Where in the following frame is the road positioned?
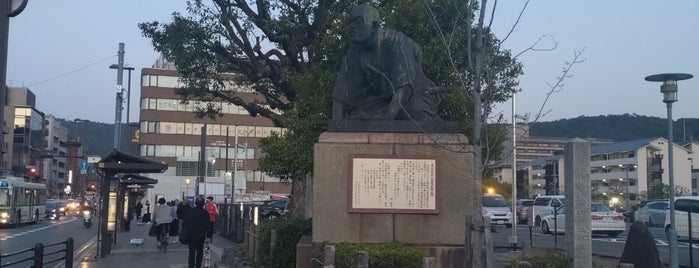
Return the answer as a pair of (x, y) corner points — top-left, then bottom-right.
(0, 212), (97, 267)
(492, 223), (699, 267)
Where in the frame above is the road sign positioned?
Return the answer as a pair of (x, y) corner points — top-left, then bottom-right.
(87, 156), (101, 163)
(79, 160), (89, 170)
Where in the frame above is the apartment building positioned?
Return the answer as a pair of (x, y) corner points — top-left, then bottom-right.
(519, 137), (695, 209)
(138, 63), (289, 203)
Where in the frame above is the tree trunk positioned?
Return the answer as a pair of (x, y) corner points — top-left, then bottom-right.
(289, 174), (310, 219)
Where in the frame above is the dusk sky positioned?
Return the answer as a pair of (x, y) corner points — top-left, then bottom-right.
(6, 1), (699, 124)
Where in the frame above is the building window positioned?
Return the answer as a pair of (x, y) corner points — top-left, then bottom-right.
(176, 161), (198, 176)
(693, 178), (697, 188)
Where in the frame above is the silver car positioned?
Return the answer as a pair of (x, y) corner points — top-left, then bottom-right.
(635, 200), (668, 227)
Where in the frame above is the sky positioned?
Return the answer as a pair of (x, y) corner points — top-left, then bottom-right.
(6, 0), (699, 124)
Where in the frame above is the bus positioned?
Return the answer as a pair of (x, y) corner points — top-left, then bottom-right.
(0, 176), (47, 226)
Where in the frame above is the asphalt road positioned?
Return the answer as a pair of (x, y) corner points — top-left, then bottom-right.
(492, 223), (699, 267)
(0, 212), (97, 267)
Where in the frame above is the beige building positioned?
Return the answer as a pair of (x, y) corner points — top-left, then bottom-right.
(137, 63), (289, 203)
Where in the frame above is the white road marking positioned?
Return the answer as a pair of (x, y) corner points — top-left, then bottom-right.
(1, 217), (77, 241)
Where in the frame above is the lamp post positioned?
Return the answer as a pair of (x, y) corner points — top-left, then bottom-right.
(109, 65), (135, 123)
(510, 93), (528, 251)
(185, 178), (191, 198)
(645, 72), (693, 268)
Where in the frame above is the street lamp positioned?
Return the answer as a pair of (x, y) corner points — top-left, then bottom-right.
(645, 72), (693, 268)
(185, 178), (191, 198)
(510, 92), (529, 251)
(110, 64), (135, 123)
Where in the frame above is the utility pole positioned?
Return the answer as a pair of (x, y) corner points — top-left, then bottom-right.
(196, 125), (206, 197)
(113, 43), (125, 150)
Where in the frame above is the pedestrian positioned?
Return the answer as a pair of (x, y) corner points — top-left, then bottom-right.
(169, 200), (180, 242)
(152, 198), (171, 248)
(183, 197), (210, 268)
(204, 196), (219, 242)
(134, 200), (143, 220)
(177, 198), (192, 221)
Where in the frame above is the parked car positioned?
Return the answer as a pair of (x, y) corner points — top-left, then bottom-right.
(531, 195), (565, 227)
(260, 199), (289, 219)
(665, 196), (699, 240)
(516, 199), (534, 224)
(634, 200), (668, 227)
(482, 193), (513, 228)
(541, 203), (626, 237)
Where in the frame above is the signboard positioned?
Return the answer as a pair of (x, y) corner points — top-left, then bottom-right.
(348, 156), (438, 214)
(87, 156), (101, 164)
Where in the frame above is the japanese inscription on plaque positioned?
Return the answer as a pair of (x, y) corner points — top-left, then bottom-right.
(349, 156), (437, 213)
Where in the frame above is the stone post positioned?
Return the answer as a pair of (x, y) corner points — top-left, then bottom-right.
(323, 245), (335, 268)
(357, 251), (369, 268)
(564, 138), (591, 267)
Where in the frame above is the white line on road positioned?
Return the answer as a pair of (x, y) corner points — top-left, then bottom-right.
(0, 217), (77, 241)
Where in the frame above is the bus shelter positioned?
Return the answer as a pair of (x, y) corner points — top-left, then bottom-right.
(96, 150), (166, 258)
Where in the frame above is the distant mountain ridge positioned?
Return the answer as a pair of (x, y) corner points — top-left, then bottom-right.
(58, 114), (699, 158)
(529, 114), (699, 143)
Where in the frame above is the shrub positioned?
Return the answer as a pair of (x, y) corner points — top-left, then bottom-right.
(256, 218), (312, 268)
(333, 243), (425, 268)
(506, 249), (569, 268)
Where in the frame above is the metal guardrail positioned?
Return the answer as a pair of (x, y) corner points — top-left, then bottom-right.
(0, 237), (73, 268)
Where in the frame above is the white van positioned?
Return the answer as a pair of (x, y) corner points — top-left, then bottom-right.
(665, 196), (699, 239)
(531, 195), (565, 227)
(482, 193), (513, 228)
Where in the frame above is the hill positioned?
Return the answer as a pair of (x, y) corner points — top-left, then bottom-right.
(58, 114), (699, 157)
(529, 114), (699, 143)
(59, 119), (114, 157)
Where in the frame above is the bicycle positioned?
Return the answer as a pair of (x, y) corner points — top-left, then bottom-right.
(157, 224), (169, 253)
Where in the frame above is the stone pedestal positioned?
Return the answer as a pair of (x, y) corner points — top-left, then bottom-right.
(312, 132), (473, 245)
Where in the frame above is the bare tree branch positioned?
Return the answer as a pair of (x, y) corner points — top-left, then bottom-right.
(513, 34), (558, 60)
(499, 0), (530, 45)
(531, 47), (587, 123)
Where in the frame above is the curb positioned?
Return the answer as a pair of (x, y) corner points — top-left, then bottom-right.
(51, 234), (98, 268)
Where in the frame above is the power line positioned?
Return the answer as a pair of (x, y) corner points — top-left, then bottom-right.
(26, 54), (117, 88)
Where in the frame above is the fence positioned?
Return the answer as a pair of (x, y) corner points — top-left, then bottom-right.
(0, 237), (73, 268)
(491, 203), (699, 268)
(215, 203), (255, 244)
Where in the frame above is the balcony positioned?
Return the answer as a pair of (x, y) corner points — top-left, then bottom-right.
(591, 171), (636, 181)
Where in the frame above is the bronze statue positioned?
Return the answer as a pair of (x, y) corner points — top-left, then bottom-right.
(332, 4), (442, 121)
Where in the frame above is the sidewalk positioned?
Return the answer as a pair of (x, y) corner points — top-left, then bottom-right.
(64, 220), (238, 268)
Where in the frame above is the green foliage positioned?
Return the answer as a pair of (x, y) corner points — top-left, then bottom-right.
(333, 243), (425, 268)
(256, 218), (312, 268)
(506, 249), (570, 268)
(644, 183), (691, 199)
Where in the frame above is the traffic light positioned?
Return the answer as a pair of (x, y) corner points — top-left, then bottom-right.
(26, 166), (37, 175)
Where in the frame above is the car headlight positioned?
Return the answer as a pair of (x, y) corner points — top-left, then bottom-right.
(59, 207), (65, 212)
(83, 210), (91, 216)
(1, 212), (8, 218)
(51, 209), (56, 213)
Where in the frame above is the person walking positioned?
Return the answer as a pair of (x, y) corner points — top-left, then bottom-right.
(152, 198), (172, 249)
(183, 197), (210, 268)
(169, 200), (180, 243)
(134, 201), (143, 220)
(204, 196), (218, 242)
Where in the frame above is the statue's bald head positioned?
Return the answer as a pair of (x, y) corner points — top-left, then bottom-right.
(349, 4), (380, 25)
(348, 4), (380, 45)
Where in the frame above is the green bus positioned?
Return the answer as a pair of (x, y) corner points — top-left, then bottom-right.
(0, 176), (47, 226)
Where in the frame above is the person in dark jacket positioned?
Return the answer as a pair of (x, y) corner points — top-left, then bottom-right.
(183, 197), (210, 268)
